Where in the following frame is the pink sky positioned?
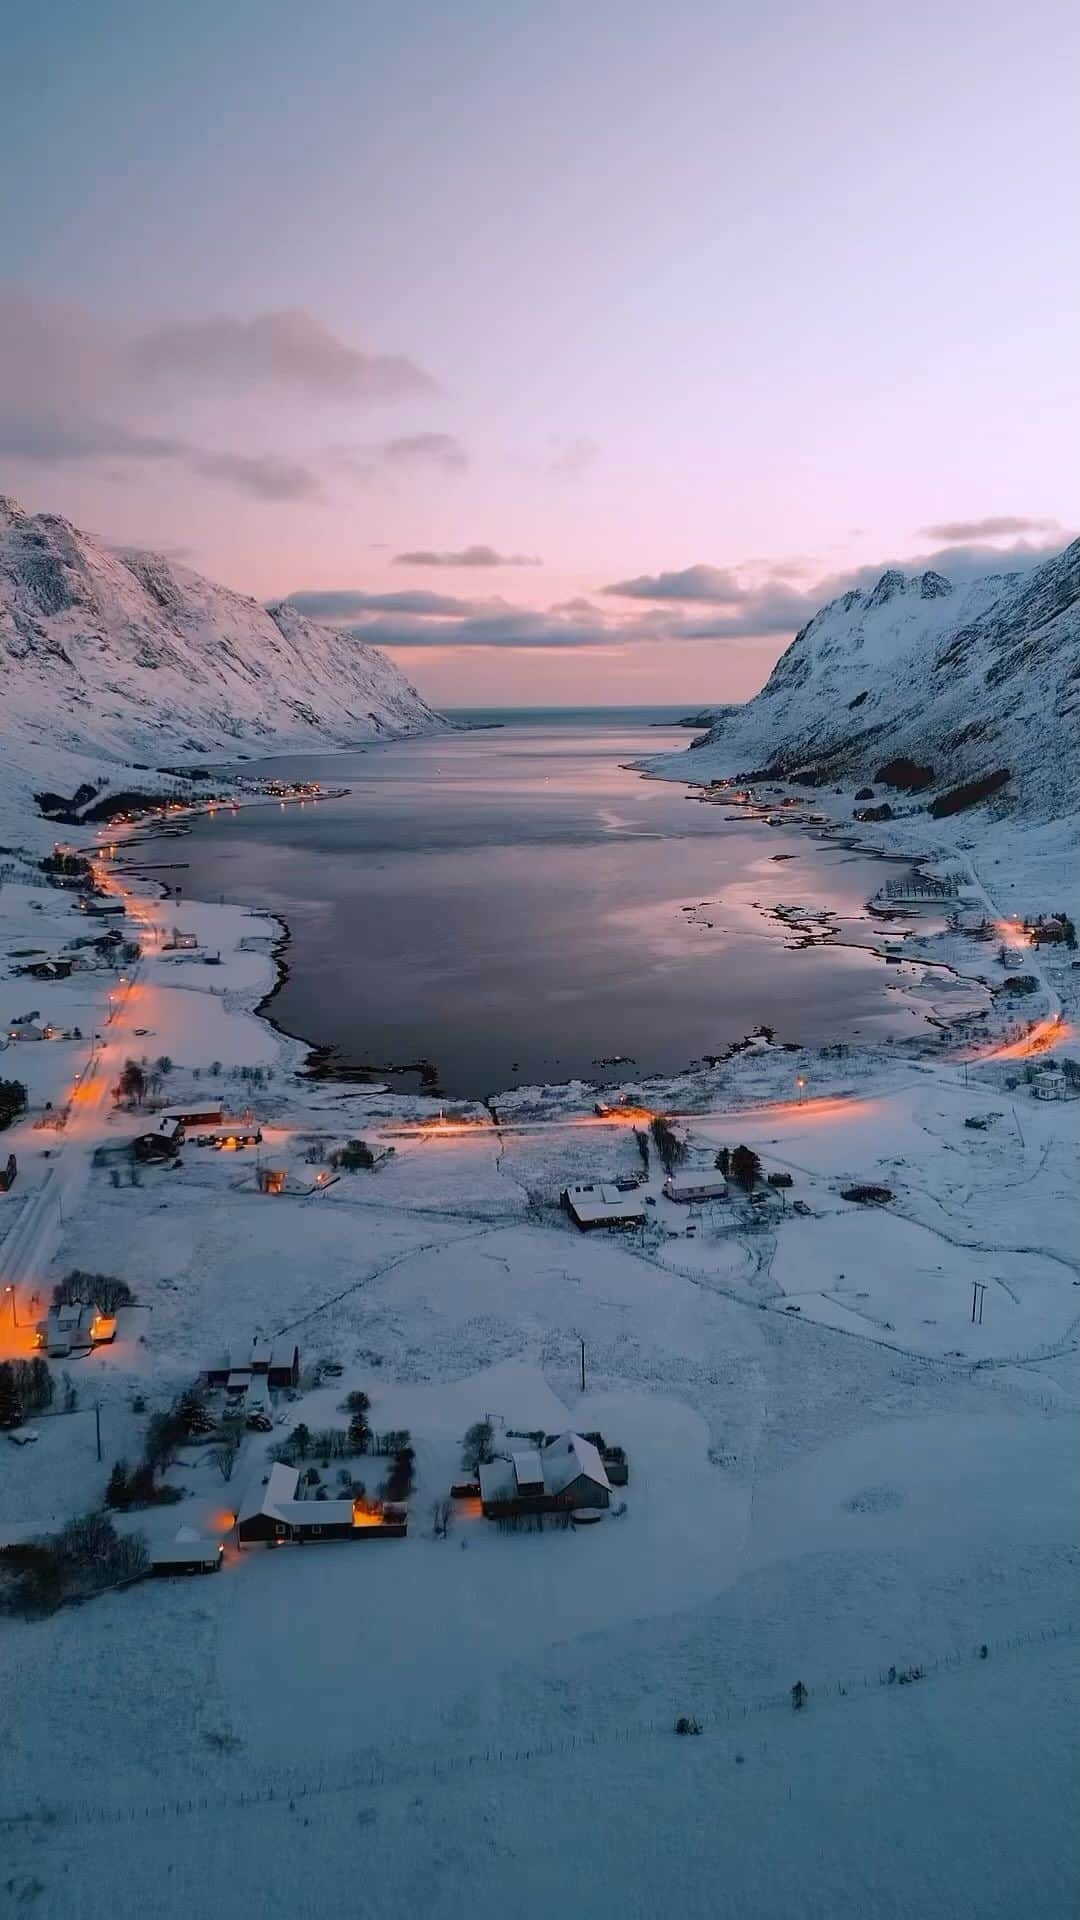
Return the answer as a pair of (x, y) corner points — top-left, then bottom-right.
(2, 2), (1077, 704)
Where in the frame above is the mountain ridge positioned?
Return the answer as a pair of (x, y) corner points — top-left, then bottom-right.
(669, 542), (1080, 821)
(0, 498), (444, 835)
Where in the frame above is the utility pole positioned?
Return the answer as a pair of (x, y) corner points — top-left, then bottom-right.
(580, 1339), (586, 1395)
(971, 1281), (987, 1326)
(95, 1401), (102, 1462)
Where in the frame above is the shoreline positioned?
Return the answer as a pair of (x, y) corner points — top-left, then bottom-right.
(114, 748), (1041, 1114)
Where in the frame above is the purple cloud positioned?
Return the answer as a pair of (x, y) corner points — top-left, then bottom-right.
(920, 514), (1061, 543)
(129, 309), (435, 398)
(377, 433), (467, 470)
(393, 544), (541, 567)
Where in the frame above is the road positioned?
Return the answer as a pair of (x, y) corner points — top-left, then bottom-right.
(0, 902), (155, 1339)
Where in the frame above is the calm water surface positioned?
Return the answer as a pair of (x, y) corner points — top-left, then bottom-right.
(138, 709), (916, 1097)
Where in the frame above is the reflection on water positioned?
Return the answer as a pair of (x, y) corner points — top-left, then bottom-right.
(143, 709), (921, 1097)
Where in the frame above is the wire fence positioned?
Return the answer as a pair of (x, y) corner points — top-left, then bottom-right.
(5, 1617), (1075, 1834)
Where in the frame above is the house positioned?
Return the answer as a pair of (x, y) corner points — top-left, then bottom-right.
(663, 1170), (729, 1203)
(1032, 1067), (1073, 1101)
(150, 1530), (223, 1576)
(561, 1182), (647, 1231)
(268, 1338), (300, 1389)
(160, 1103), (225, 1130)
(80, 898), (126, 918)
(203, 1336), (299, 1394)
(41, 1302), (115, 1357)
(133, 1132), (180, 1164)
(236, 1463), (406, 1546)
(0, 1155), (16, 1193)
(1025, 915), (1069, 945)
(478, 1431), (612, 1518)
(249, 1335), (273, 1374)
(6, 1023), (43, 1043)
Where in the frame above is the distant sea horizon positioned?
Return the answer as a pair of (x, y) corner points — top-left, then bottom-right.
(440, 702), (725, 726)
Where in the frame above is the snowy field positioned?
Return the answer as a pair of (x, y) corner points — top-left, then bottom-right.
(0, 813), (1077, 1919)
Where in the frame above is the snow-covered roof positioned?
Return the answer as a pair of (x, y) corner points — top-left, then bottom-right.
(562, 1182), (646, 1224)
(511, 1449), (543, 1489)
(542, 1432), (611, 1496)
(275, 1500), (355, 1527)
(664, 1170), (728, 1198)
(151, 1532), (222, 1565)
(237, 1461), (299, 1525)
(477, 1458), (516, 1504)
(270, 1337), (297, 1370)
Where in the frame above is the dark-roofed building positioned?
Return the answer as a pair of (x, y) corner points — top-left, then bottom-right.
(478, 1431), (612, 1518)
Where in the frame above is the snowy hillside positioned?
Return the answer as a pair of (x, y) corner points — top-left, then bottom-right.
(674, 542), (1080, 821)
(0, 496), (443, 833)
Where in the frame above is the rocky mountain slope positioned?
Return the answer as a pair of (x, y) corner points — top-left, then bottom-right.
(670, 542), (1080, 821)
(0, 497), (443, 832)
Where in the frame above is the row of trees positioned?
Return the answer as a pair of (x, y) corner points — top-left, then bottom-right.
(53, 1269), (134, 1314)
(1, 1512), (147, 1617)
(650, 1114), (688, 1175)
(113, 1057), (174, 1107)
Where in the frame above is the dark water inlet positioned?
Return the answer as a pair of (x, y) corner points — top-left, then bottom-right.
(138, 709), (938, 1097)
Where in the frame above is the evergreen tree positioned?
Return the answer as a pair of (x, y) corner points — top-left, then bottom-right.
(105, 1460), (130, 1509)
(0, 1362), (22, 1429)
(0, 1079), (28, 1131)
(730, 1145), (761, 1192)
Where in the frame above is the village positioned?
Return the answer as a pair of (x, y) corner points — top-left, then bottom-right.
(0, 801), (1076, 1908)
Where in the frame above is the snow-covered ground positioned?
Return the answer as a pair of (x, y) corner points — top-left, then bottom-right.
(0, 762), (1077, 1919)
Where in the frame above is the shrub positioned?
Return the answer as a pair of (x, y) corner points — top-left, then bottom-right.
(334, 1138), (376, 1173)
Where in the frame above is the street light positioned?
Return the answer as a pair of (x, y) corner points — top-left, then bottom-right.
(796, 1075), (806, 1104)
(4, 1285), (16, 1328)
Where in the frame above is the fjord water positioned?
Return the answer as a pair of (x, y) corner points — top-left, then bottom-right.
(155, 709), (913, 1097)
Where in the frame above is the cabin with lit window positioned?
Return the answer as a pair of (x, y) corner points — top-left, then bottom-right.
(236, 1463), (407, 1546)
(41, 1301), (117, 1357)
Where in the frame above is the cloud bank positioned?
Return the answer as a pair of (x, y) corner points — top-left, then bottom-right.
(0, 288), (434, 505)
(128, 309), (435, 398)
(393, 544), (541, 568)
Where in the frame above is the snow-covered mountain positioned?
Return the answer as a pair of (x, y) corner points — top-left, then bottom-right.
(673, 542), (1080, 821)
(0, 496), (443, 833)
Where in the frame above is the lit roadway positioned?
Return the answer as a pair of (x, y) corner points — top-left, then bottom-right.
(0, 884), (158, 1352)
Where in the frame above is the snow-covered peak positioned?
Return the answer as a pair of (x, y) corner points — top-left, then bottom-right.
(668, 542), (1080, 821)
(0, 498), (445, 837)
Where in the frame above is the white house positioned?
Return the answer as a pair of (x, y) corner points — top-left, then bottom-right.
(1032, 1067), (1073, 1101)
(663, 1170), (728, 1203)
